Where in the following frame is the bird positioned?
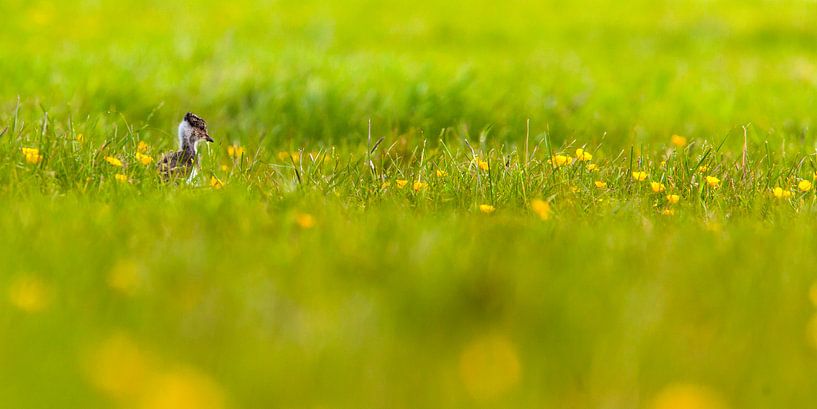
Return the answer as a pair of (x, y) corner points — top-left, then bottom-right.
(158, 112), (213, 183)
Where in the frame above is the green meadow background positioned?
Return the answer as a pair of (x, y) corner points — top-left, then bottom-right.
(2, 0), (817, 408)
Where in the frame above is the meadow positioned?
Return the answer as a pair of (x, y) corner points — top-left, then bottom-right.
(2, 0), (817, 408)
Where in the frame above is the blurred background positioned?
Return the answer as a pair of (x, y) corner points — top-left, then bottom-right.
(1, 0), (816, 146)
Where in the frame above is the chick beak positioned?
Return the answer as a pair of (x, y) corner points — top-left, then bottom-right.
(204, 133), (214, 143)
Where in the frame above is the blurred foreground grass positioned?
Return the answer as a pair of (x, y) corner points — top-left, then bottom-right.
(3, 0), (817, 408)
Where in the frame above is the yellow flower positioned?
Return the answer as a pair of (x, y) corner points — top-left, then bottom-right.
(114, 174), (128, 183)
(21, 147), (43, 164)
(798, 180), (813, 192)
(295, 213), (315, 229)
(277, 151), (300, 162)
(575, 148), (592, 161)
(632, 171), (647, 181)
(479, 204), (495, 214)
(661, 209), (675, 216)
(594, 180), (607, 189)
(698, 165), (708, 173)
(396, 179), (408, 188)
(220, 164), (229, 172)
(586, 164), (598, 172)
(477, 158), (489, 171)
(135, 152), (153, 165)
(459, 334), (521, 401)
(8, 276), (50, 313)
(671, 134), (687, 147)
(413, 181), (428, 191)
(666, 194), (680, 204)
(137, 141), (149, 153)
(772, 187), (791, 199)
(381, 181), (391, 189)
(705, 175), (720, 188)
(105, 156), (123, 167)
(210, 176), (224, 189)
(436, 169), (447, 177)
(650, 181), (666, 193)
(549, 155), (571, 167)
(530, 199), (551, 220)
(76, 133), (84, 143)
(651, 383), (728, 409)
(228, 145), (246, 158)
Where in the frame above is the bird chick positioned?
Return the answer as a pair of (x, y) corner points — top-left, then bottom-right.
(158, 112), (213, 182)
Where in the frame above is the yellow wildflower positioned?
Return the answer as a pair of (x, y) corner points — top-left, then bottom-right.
(632, 171), (647, 181)
(799, 180), (812, 192)
(396, 179), (408, 188)
(667, 194), (680, 204)
(135, 152), (153, 165)
(705, 175), (720, 188)
(530, 199), (551, 220)
(114, 174), (128, 183)
(671, 134), (687, 147)
(277, 151), (300, 162)
(8, 276), (50, 313)
(594, 180), (607, 189)
(772, 187), (791, 199)
(76, 133), (84, 143)
(436, 169), (447, 177)
(105, 156), (123, 167)
(381, 181), (391, 189)
(661, 209), (675, 216)
(210, 176), (223, 189)
(295, 213), (315, 229)
(586, 164), (598, 172)
(698, 165), (708, 173)
(651, 383), (728, 409)
(549, 155), (571, 167)
(413, 181), (428, 191)
(228, 145), (246, 158)
(137, 141), (149, 153)
(477, 158), (489, 171)
(220, 164), (229, 172)
(650, 181), (666, 193)
(479, 204), (495, 214)
(575, 148), (592, 161)
(21, 147), (43, 164)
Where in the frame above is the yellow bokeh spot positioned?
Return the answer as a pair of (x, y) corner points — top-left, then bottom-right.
(141, 368), (227, 409)
(108, 260), (142, 296)
(809, 282), (817, 308)
(459, 334), (521, 400)
(86, 333), (155, 400)
(651, 383), (728, 409)
(8, 275), (50, 313)
(295, 213), (315, 229)
(671, 134), (688, 147)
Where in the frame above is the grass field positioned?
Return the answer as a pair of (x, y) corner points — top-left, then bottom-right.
(3, 1), (817, 408)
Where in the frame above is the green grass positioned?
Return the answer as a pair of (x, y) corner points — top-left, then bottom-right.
(3, 1), (817, 408)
